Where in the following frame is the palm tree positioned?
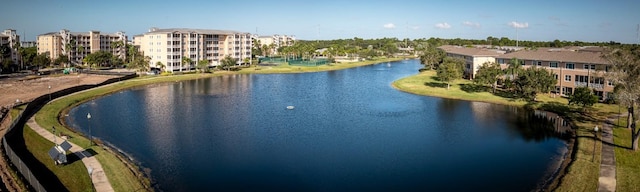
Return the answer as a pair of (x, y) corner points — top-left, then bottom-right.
(507, 57), (522, 80)
(181, 57), (192, 72)
(64, 39), (75, 67)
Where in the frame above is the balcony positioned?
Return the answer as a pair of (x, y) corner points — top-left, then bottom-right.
(575, 82), (604, 90)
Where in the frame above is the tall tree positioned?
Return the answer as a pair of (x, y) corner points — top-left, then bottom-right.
(437, 60), (463, 89)
(419, 47), (445, 70)
(473, 61), (502, 93)
(603, 46), (640, 150)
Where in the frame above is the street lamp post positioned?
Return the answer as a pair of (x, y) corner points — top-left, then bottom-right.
(48, 84), (51, 101)
(592, 125), (599, 162)
(87, 113), (92, 146)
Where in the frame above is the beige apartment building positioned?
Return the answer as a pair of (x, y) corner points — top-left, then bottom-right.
(37, 29), (127, 65)
(254, 34), (296, 55)
(496, 47), (613, 100)
(439, 45), (504, 79)
(1, 29), (21, 64)
(135, 28), (252, 72)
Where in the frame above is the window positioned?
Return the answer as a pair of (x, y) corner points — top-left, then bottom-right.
(157, 42), (161, 45)
(583, 64), (590, 69)
(565, 75), (571, 82)
(537, 61), (542, 66)
(566, 63), (574, 69)
(591, 65), (596, 70)
(550, 62), (558, 68)
(553, 74), (558, 79)
(575, 75), (588, 83)
(608, 80), (614, 86)
(520, 60), (525, 65)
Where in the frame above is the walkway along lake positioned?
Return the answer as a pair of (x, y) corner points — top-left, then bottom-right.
(66, 59), (571, 191)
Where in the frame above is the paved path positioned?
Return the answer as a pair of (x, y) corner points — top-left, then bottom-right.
(27, 116), (114, 192)
(598, 115), (619, 192)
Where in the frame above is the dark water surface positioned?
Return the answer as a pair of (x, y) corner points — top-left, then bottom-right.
(66, 60), (569, 191)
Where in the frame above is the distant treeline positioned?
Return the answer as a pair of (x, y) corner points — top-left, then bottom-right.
(297, 37), (638, 50)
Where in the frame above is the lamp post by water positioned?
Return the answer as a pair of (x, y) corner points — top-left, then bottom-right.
(87, 113), (92, 146)
(593, 125), (599, 162)
(48, 84), (51, 101)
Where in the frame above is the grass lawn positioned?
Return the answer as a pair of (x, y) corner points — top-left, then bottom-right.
(23, 124), (93, 191)
(613, 116), (640, 192)
(392, 70), (625, 191)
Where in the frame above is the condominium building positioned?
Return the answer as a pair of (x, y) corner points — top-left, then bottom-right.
(0, 29), (21, 64)
(37, 29), (127, 65)
(496, 47), (613, 100)
(254, 34), (296, 55)
(136, 28), (252, 71)
(439, 45), (505, 79)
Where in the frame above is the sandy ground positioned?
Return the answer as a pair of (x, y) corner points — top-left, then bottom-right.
(0, 74), (116, 108)
(0, 73), (116, 191)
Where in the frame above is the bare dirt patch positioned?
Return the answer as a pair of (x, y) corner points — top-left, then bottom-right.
(0, 73), (116, 191)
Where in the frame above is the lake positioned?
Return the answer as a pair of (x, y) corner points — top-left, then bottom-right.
(66, 59), (570, 191)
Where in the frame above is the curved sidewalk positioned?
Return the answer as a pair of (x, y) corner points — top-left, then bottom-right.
(26, 116), (114, 192)
(598, 115), (619, 192)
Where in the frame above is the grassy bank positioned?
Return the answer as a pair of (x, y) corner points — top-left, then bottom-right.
(613, 117), (640, 192)
(23, 125), (93, 191)
(392, 70), (623, 191)
(238, 57), (409, 74)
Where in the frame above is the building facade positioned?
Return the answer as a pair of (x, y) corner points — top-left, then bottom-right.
(439, 45), (504, 79)
(496, 48), (613, 100)
(136, 28), (252, 72)
(1, 29), (21, 64)
(254, 34), (295, 55)
(37, 29), (127, 65)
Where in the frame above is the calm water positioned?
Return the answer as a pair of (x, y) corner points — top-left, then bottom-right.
(66, 60), (569, 191)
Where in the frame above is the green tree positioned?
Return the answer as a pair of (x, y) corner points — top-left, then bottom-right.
(181, 57), (192, 72)
(437, 61), (463, 90)
(219, 55), (236, 71)
(155, 61), (165, 72)
(83, 51), (113, 68)
(507, 57), (523, 80)
(197, 59), (210, 73)
(568, 87), (599, 108)
(53, 54), (69, 66)
(473, 61), (502, 93)
(603, 46), (640, 150)
(514, 66), (557, 101)
(419, 47), (445, 70)
(32, 53), (51, 68)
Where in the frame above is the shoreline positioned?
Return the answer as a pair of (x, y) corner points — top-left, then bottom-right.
(389, 73), (588, 192)
(47, 57), (409, 191)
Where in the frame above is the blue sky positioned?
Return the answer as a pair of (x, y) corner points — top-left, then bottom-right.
(2, 0), (639, 43)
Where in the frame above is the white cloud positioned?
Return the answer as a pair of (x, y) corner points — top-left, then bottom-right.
(383, 23), (396, 29)
(508, 21), (529, 29)
(462, 21), (480, 28)
(435, 22), (451, 29)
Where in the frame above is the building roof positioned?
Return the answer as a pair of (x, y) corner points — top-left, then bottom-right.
(144, 28), (248, 35)
(439, 45), (504, 57)
(496, 48), (609, 64)
(38, 31), (126, 37)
